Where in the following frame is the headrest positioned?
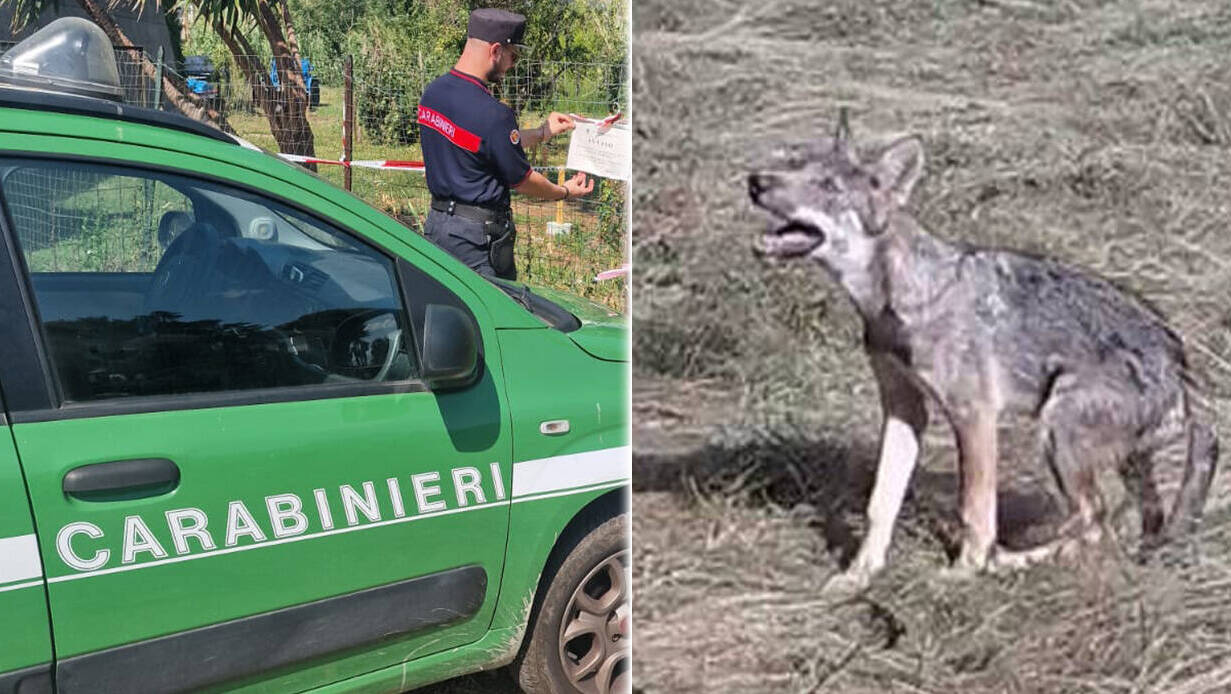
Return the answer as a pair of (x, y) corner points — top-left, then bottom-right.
(157, 210), (194, 250)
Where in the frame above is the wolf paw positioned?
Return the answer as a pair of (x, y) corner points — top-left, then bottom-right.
(935, 563), (981, 583)
(991, 544), (1057, 572)
(821, 569), (872, 600)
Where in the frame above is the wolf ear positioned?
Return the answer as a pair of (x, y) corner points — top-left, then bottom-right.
(834, 107), (850, 142)
(876, 136), (924, 207)
(831, 108), (856, 160)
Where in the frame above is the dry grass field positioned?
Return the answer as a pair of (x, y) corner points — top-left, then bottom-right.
(632, 1), (1231, 692)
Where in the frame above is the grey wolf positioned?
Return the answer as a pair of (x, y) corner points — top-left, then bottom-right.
(747, 125), (1218, 593)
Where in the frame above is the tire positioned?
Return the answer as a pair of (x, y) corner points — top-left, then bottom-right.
(515, 513), (630, 694)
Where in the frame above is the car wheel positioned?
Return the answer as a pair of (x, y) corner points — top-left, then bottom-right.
(515, 513), (629, 694)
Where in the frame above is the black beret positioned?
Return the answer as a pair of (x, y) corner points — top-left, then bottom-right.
(467, 8), (528, 47)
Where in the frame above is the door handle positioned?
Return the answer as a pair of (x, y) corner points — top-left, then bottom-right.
(62, 458), (181, 500)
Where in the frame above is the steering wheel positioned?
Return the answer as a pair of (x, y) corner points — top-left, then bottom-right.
(331, 310), (405, 381)
(374, 329), (404, 381)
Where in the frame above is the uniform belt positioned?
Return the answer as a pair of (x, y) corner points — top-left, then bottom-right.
(430, 198), (510, 223)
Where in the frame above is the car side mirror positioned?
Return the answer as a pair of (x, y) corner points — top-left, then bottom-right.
(421, 303), (479, 390)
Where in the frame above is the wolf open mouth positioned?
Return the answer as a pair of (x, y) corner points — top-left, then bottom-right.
(759, 220), (824, 258)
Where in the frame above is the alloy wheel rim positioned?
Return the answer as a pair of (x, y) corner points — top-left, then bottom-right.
(558, 549), (630, 694)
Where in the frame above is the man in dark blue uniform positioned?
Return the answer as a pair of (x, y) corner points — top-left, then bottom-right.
(418, 8), (593, 280)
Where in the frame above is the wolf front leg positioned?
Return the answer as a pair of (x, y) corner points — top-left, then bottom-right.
(952, 407), (999, 573)
(824, 357), (928, 597)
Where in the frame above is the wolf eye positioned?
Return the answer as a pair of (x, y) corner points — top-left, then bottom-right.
(869, 175), (881, 189)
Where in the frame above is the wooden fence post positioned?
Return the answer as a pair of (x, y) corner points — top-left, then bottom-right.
(153, 46), (163, 110)
(344, 54), (354, 192)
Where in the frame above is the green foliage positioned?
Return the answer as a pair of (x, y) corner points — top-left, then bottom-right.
(181, 8), (270, 80)
(182, 15), (235, 68)
(286, 0), (627, 138)
(344, 1), (466, 146)
(595, 178), (625, 253)
(484, 0), (629, 114)
(495, 0), (627, 65)
(162, 0), (186, 65)
(18, 173), (185, 273)
(284, 0), (626, 72)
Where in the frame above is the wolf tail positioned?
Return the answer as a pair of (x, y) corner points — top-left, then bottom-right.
(1161, 419), (1219, 542)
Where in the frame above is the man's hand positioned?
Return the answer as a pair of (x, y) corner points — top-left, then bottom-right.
(561, 171), (594, 199)
(519, 113), (576, 150)
(544, 112), (575, 138)
(513, 170), (595, 202)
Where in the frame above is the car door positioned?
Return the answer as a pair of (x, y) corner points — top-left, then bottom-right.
(0, 154), (512, 693)
(0, 391), (54, 693)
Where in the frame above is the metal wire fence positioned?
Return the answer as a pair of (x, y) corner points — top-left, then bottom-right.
(0, 42), (161, 107)
(4, 165), (185, 273)
(1, 38), (628, 309)
(179, 54), (629, 310)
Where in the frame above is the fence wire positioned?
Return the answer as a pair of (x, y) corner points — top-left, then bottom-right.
(206, 54), (629, 310)
(4, 166), (181, 273)
(0, 42), (162, 107)
(1, 39), (628, 310)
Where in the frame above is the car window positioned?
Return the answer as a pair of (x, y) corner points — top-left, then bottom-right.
(4, 165), (192, 272)
(0, 159), (416, 404)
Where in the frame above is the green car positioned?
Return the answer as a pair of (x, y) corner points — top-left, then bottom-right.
(0, 19), (628, 694)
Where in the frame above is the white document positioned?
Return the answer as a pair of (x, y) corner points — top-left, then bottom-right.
(565, 121), (630, 182)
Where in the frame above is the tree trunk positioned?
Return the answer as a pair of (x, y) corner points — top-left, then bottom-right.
(253, 0), (315, 160)
(210, 12), (316, 170)
(279, 0), (304, 65)
(74, 0), (232, 131)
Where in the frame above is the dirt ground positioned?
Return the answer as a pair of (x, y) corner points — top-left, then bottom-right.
(632, 0), (1231, 692)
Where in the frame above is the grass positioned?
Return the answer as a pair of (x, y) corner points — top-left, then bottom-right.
(633, 0), (1231, 691)
(9, 171), (188, 273)
(226, 86), (627, 312)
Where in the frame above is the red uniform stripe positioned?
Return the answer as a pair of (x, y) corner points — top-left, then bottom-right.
(417, 106), (481, 153)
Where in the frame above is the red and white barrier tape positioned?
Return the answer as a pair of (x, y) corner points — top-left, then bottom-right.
(279, 153), (590, 176)
(276, 153), (426, 171)
(353, 159), (425, 171)
(595, 264), (629, 281)
(277, 112), (622, 171)
(569, 112), (624, 133)
(275, 153), (347, 167)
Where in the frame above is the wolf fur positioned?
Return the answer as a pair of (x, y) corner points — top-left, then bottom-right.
(748, 132), (1218, 592)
